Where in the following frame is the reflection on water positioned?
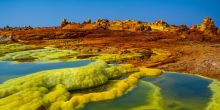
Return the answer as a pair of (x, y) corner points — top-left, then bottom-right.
(0, 61), (215, 110)
(83, 73), (212, 110)
(0, 60), (93, 83)
(143, 73), (212, 110)
(82, 80), (162, 110)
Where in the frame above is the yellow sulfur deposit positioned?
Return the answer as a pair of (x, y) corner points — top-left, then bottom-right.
(150, 48), (171, 61)
(52, 67), (163, 109)
(0, 60), (163, 110)
(206, 80), (220, 110)
(0, 43), (38, 55)
(0, 48), (79, 62)
(0, 60), (115, 98)
(130, 81), (164, 110)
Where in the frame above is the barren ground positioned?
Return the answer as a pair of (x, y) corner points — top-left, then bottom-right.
(1, 29), (220, 80)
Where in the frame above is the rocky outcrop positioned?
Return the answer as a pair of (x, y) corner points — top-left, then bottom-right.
(60, 17), (219, 35)
(61, 18), (70, 27)
(108, 20), (123, 30)
(94, 19), (110, 29)
(153, 20), (169, 27)
(0, 26), (33, 31)
(122, 20), (150, 32)
(191, 17), (218, 36)
(61, 19), (81, 30)
(108, 20), (151, 32)
(62, 19), (152, 32)
(150, 20), (169, 31)
(200, 17), (218, 35)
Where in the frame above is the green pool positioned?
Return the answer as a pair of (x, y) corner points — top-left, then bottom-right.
(83, 73), (214, 110)
(0, 61), (219, 110)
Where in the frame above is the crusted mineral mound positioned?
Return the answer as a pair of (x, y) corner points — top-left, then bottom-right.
(191, 17), (218, 36)
(94, 19), (110, 29)
(0, 60), (125, 98)
(200, 17), (218, 35)
(151, 20), (169, 31)
(0, 60), (162, 110)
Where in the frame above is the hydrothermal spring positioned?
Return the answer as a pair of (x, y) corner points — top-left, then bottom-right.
(0, 60), (93, 83)
(0, 61), (219, 110)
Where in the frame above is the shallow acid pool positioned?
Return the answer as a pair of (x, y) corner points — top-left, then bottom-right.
(0, 61), (218, 110)
(83, 73), (213, 110)
(143, 73), (212, 110)
(0, 60), (93, 83)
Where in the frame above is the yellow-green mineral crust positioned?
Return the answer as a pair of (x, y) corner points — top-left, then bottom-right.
(0, 60), (163, 110)
(206, 80), (220, 110)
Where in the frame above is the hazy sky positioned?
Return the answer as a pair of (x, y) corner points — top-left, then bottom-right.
(0, 0), (219, 27)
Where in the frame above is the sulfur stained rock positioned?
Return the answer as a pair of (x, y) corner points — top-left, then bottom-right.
(95, 19), (110, 29)
(109, 20), (123, 30)
(135, 24), (152, 32)
(111, 20), (151, 32)
(153, 20), (169, 27)
(150, 20), (170, 31)
(61, 18), (70, 27)
(199, 17), (218, 36)
(122, 20), (139, 29)
(189, 17), (218, 37)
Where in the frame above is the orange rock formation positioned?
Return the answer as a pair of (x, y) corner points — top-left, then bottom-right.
(60, 17), (219, 37)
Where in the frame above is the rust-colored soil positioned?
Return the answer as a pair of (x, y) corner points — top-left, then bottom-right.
(0, 21), (220, 80)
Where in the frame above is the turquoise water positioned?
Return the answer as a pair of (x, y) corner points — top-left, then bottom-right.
(0, 61), (214, 110)
(143, 73), (212, 110)
(0, 60), (93, 83)
(82, 80), (162, 110)
(83, 73), (213, 110)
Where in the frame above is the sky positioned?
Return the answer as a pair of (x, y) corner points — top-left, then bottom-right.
(0, 0), (219, 27)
